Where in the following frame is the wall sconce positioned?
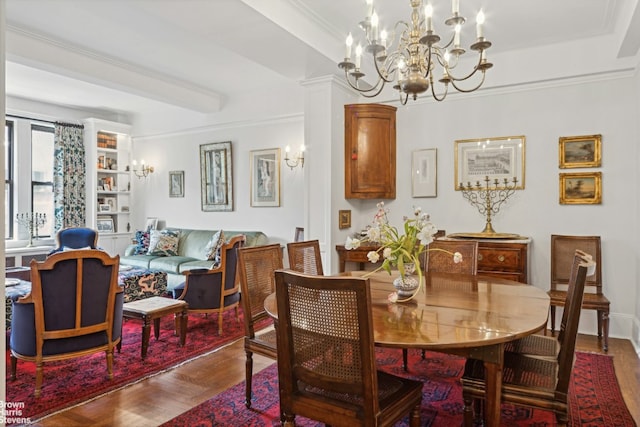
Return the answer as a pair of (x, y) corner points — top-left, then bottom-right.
(284, 144), (305, 170)
(132, 159), (154, 179)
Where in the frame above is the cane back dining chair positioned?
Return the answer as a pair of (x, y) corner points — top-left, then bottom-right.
(286, 239), (324, 275)
(10, 249), (124, 397)
(274, 270), (423, 427)
(461, 250), (595, 426)
(173, 235), (245, 335)
(548, 235), (609, 351)
(404, 239), (479, 370)
(237, 243), (283, 408)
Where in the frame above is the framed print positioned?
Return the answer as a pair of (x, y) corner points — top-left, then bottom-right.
(559, 134), (601, 168)
(200, 141), (233, 212)
(455, 135), (526, 190)
(339, 210), (351, 229)
(145, 217), (158, 231)
(294, 227), (304, 242)
(559, 172), (602, 204)
(250, 148), (280, 207)
(411, 148), (437, 197)
(98, 204), (111, 213)
(169, 170), (185, 198)
(96, 217), (114, 233)
(103, 197), (117, 212)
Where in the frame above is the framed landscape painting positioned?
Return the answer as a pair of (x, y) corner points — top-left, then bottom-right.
(454, 135), (525, 190)
(559, 134), (602, 168)
(559, 172), (602, 204)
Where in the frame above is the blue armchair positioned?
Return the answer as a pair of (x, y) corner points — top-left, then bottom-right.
(10, 249), (123, 397)
(48, 227), (99, 255)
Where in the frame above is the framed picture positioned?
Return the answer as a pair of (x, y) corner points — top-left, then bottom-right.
(103, 197), (117, 212)
(294, 227), (304, 242)
(339, 210), (351, 229)
(411, 148), (437, 197)
(145, 217), (158, 231)
(200, 141), (233, 211)
(96, 217), (114, 233)
(169, 170), (185, 198)
(98, 204), (111, 212)
(455, 135), (526, 190)
(559, 134), (602, 168)
(250, 148), (281, 207)
(559, 172), (602, 204)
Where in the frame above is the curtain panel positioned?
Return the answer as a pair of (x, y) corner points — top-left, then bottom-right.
(53, 123), (86, 231)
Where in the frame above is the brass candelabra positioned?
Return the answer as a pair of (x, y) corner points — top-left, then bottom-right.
(16, 212), (47, 247)
(455, 176), (519, 239)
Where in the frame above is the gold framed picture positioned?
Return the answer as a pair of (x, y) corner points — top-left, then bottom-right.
(559, 134), (601, 168)
(338, 210), (351, 229)
(559, 172), (602, 204)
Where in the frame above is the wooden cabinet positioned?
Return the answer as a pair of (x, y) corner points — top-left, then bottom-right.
(344, 104), (396, 199)
(477, 240), (530, 283)
(335, 244), (382, 272)
(84, 119), (133, 254)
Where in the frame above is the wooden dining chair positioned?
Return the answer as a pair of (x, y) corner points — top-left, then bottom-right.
(237, 244), (283, 408)
(274, 270), (423, 427)
(461, 250), (595, 427)
(548, 235), (609, 351)
(286, 239), (324, 275)
(405, 239), (479, 370)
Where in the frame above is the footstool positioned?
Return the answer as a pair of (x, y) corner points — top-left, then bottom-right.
(121, 296), (188, 359)
(118, 266), (168, 302)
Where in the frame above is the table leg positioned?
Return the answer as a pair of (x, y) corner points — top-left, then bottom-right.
(141, 315), (151, 359)
(179, 309), (187, 346)
(482, 344), (504, 427)
(153, 317), (161, 340)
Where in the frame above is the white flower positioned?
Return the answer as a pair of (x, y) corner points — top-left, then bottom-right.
(453, 252), (463, 263)
(367, 251), (380, 263)
(366, 226), (381, 242)
(387, 292), (398, 303)
(345, 236), (361, 250)
(382, 247), (392, 259)
(417, 223), (438, 245)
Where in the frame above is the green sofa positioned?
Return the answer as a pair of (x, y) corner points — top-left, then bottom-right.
(121, 228), (268, 291)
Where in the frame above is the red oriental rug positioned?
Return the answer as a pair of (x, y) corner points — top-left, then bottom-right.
(5, 310), (269, 424)
(163, 349), (637, 427)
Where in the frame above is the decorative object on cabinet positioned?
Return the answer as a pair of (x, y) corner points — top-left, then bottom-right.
(559, 134), (601, 168)
(16, 212), (47, 247)
(337, 0), (492, 104)
(411, 148), (437, 197)
(559, 172), (602, 204)
(338, 210), (351, 229)
(283, 144), (304, 170)
(98, 204), (111, 213)
(131, 159), (154, 179)
(200, 141), (233, 212)
(344, 104), (396, 199)
(169, 171), (185, 198)
(455, 175), (520, 239)
(97, 217), (114, 233)
(455, 136), (525, 190)
(250, 148), (280, 207)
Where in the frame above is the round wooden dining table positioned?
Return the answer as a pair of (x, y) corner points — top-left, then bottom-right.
(264, 270), (550, 427)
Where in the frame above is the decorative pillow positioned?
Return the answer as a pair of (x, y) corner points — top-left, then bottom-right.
(147, 229), (180, 256)
(204, 230), (223, 260)
(210, 231), (226, 269)
(132, 230), (151, 255)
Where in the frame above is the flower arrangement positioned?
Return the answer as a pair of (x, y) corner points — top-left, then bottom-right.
(345, 202), (462, 303)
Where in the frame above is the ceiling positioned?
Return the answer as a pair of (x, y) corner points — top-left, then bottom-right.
(5, 0), (640, 122)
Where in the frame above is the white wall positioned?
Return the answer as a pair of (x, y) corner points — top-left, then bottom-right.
(131, 115), (305, 247)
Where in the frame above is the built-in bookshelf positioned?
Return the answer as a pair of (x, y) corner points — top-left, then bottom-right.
(85, 119), (133, 255)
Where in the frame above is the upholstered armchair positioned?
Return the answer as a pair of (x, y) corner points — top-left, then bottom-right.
(48, 227), (99, 255)
(10, 249), (124, 397)
(173, 235), (246, 335)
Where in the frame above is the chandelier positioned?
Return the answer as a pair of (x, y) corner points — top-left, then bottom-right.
(338, 0), (492, 104)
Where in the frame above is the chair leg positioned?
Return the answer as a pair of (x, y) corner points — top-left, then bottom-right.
(601, 309), (610, 352)
(10, 355), (17, 380)
(402, 348), (408, 371)
(106, 349), (114, 380)
(245, 350), (254, 408)
(35, 361), (43, 398)
(409, 404), (421, 427)
(549, 305), (557, 336)
(462, 394), (474, 427)
(218, 311), (224, 336)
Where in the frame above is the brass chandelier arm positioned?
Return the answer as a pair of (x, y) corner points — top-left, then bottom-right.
(343, 68), (386, 97)
(449, 70), (487, 93)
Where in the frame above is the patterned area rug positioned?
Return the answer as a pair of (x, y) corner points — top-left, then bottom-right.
(162, 349), (637, 427)
(5, 310), (269, 424)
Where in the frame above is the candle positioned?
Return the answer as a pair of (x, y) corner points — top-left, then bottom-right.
(345, 33), (353, 59)
(355, 44), (363, 69)
(366, 0), (373, 18)
(452, 0), (459, 15)
(476, 10), (485, 39)
(454, 24), (461, 47)
(285, 145), (291, 154)
(371, 10), (379, 41)
(424, 4), (433, 31)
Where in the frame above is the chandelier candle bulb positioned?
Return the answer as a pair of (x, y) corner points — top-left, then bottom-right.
(452, 0), (459, 15)
(476, 10), (485, 39)
(454, 24), (461, 47)
(345, 33), (353, 58)
(425, 4), (433, 31)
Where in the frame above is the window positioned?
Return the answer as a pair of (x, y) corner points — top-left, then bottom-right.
(31, 125), (54, 238)
(5, 121), (14, 238)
